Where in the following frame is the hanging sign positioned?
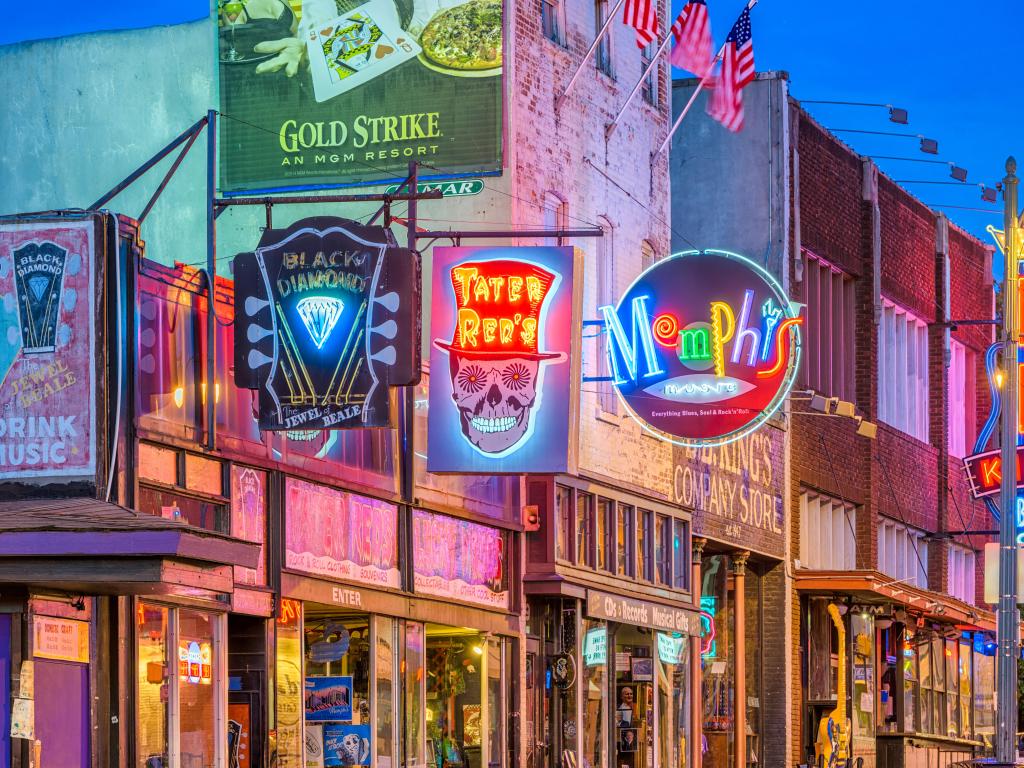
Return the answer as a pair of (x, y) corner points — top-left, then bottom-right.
(0, 219), (97, 480)
(233, 217), (419, 431)
(427, 246), (578, 473)
(600, 249), (802, 447)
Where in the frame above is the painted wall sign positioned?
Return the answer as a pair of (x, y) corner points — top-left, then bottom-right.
(600, 249), (801, 447)
(231, 465), (267, 586)
(0, 220), (96, 479)
(217, 0), (503, 193)
(412, 508), (508, 610)
(672, 428), (785, 558)
(585, 590), (700, 636)
(32, 617), (89, 664)
(285, 478), (400, 589)
(427, 246), (577, 473)
(234, 217), (419, 431)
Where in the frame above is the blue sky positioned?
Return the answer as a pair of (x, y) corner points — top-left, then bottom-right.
(4, 0), (1017, 243)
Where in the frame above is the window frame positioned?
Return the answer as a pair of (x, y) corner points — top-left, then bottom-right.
(802, 249), (856, 402)
(541, 0), (566, 45)
(594, 0), (613, 77)
(878, 298), (930, 442)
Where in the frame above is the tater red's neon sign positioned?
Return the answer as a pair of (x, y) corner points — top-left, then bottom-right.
(600, 250), (802, 447)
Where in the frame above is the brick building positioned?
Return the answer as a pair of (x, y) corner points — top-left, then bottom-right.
(670, 73), (998, 768)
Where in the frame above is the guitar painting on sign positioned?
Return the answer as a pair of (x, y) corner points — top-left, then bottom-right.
(815, 603), (852, 767)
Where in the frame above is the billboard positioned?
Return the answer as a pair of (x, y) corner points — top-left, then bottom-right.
(427, 246), (578, 473)
(217, 0), (504, 192)
(0, 219), (96, 480)
(600, 249), (802, 448)
(233, 217), (419, 431)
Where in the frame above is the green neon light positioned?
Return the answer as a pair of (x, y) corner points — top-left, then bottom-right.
(678, 327), (711, 361)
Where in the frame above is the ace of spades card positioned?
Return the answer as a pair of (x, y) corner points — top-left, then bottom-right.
(307, 0), (420, 103)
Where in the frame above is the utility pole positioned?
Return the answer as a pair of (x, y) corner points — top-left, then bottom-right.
(997, 156), (1021, 766)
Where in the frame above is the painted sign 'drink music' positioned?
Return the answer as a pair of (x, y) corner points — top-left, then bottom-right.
(0, 219), (96, 478)
(601, 249), (802, 447)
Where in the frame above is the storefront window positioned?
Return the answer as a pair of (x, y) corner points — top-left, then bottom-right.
(974, 646), (995, 739)
(597, 498), (613, 572)
(617, 505), (634, 578)
(231, 465), (267, 586)
(577, 492), (594, 568)
(304, 616), (372, 768)
(657, 633), (690, 768)
(672, 520), (689, 591)
(179, 609), (217, 767)
(557, 486), (572, 562)
(850, 614), (875, 759)
(945, 638), (959, 737)
(614, 625), (652, 768)
(425, 626), (490, 768)
(487, 638), (505, 768)
(137, 603), (169, 768)
(582, 620), (608, 768)
(377, 617), (398, 768)
(405, 622), (426, 768)
(958, 638), (972, 739)
(903, 631), (918, 733)
(655, 515), (671, 586)
(919, 635), (933, 734)
(878, 625), (899, 733)
(702, 555), (733, 768)
(637, 509), (652, 582)
(276, 599), (304, 768)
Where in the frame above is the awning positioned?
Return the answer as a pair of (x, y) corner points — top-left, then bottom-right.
(0, 498), (260, 600)
(794, 569), (995, 631)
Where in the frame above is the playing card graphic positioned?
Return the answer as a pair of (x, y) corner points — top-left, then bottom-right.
(307, 1), (420, 102)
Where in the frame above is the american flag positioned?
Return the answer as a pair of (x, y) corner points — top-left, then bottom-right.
(669, 0), (713, 77)
(623, 0), (659, 48)
(707, 8), (755, 132)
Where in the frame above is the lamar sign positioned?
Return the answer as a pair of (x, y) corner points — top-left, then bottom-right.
(233, 217), (419, 430)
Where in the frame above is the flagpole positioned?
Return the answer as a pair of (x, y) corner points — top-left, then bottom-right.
(606, 9), (683, 139)
(556, 0), (628, 112)
(652, 0), (758, 158)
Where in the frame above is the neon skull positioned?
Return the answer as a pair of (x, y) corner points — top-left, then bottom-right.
(435, 258), (566, 456)
(450, 352), (540, 453)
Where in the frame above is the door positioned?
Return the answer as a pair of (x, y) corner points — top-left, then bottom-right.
(35, 658), (90, 767)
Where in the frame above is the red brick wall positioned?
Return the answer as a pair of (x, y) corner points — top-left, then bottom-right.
(788, 104), (994, 765)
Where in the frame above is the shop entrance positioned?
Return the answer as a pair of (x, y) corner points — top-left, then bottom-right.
(35, 658), (90, 767)
(294, 603), (511, 768)
(227, 614), (268, 768)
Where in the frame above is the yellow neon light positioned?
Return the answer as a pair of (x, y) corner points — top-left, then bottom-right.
(709, 301), (735, 378)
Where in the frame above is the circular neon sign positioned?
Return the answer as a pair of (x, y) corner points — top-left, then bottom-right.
(600, 249), (802, 447)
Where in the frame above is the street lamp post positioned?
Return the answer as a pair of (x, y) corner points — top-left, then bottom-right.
(997, 156), (1021, 766)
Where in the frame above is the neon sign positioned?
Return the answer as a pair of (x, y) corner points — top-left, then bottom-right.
(600, 250), (802, 447)
(428, 246), (577, 473)
(233, 216), (419, 431)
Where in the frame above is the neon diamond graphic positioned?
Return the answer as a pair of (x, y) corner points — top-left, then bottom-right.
(296, 295), (345, 350)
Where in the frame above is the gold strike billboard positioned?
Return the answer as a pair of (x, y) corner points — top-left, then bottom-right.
(217, 0), (503, 192)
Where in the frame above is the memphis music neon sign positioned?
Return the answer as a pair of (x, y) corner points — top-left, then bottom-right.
(600, 249), (802, 447)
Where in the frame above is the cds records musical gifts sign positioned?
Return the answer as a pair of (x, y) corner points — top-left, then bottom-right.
(0, 219), (96, 480)
(234, 217), (419, 430)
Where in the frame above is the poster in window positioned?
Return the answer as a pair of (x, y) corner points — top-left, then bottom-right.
(231, 466), (266, 585)
(305, 676), (353, 722)
(323, 723), (371, 767)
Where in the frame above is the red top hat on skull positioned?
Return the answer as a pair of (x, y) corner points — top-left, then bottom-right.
(434, 259), (565, 361)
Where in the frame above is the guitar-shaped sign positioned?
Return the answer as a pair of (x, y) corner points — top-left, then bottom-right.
(815, 603), (851, 767)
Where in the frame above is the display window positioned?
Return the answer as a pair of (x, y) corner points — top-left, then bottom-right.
(283, 605), (510, 768)
(582, 620), (608, 768)
(134, 600), (224, 768)
(613, 625), (653, 768)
